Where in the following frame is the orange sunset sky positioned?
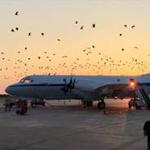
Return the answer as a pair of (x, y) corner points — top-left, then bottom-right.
(1, 0), (150, 94)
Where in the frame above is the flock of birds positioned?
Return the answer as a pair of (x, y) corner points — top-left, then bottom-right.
(0, 11), (149, 81)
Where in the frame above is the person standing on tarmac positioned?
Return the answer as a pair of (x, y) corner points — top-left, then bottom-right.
(22, 100), (28, 115)
(16, 99), (28, 115)
(4, 97), (12, 112)
(144, 120), (150, 150)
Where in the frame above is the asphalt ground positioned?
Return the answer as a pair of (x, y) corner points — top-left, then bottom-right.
(0, 100), (148, 150)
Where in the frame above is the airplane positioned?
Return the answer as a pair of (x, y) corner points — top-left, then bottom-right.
(5, 74), (150, 109)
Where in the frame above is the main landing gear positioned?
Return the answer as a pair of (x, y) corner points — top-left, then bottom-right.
(31, 99), (46, 108)
(82, 100), (106, 110)
(97, 100), (106, 110)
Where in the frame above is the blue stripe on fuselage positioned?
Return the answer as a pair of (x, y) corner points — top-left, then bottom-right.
(138, 83), (150, 86)
(9, 82), (150, 88)
(10, 84), (66, 88)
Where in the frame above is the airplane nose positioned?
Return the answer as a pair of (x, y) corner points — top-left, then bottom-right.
(5, 85), (15, 95)
(5, 86), (11, 94)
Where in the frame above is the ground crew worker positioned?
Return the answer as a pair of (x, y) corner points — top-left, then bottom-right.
(22, 100), (28, 114)
(144, 120), (150, 150)
(4, 97), (12, 112)
(16, 99), (28, 115)
(16, 99), (22, 114)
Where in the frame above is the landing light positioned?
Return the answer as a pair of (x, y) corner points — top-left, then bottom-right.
(128, 79), (137, 90)
(130, 82), (135, 87)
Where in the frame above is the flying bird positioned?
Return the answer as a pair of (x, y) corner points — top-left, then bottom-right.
(75, 21), (78, 24)
(133, 46), (139, 49)
(131, 25), (135, 29)
(121, 48), (125, 51)
(57, 39), (61, 41)
(62, 56), (67, 58)
(11, 29), (15, 32)
(92, 45), (95, 48)
(15, 27), (19, 31)
(92, 24), (96, 28)
(80, 26), (84, 30)
(124, 24), (127, 28)
(41, 32), (44, 36)
(15, 11), (19, 16)
(28, 32), (31, 36)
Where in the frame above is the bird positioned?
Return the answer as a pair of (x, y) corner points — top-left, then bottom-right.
(124, 24), (127, 28)
(75, 21), (78, 24)
(133, 46), (139, 49)
(15, 11), (19, 16)
(62, 56), (67, 58)
(80, 26), (84, 30)
(15, 27), (19, 31)
(24, 47), (27, 50)
(41, 32), (44, 36)
(11, 29), (15, 32)
(121, 48), (125, 51)
(57, 39), (61, 41)
(92, 45), (95, 48)
(131, 25), (135, 29)
(28, 32), (31, 36)
(119, 33), (122, 36)
(92, 24), (96, 28)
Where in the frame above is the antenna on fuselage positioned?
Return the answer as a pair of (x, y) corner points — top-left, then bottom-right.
(68, 77), (76, 90)
(62, 77), (76, 95)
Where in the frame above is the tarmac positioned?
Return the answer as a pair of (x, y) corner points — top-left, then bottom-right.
(0, 100), (149, 150)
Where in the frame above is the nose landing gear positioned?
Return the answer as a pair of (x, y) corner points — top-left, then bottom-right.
(97, 100), (106, 110)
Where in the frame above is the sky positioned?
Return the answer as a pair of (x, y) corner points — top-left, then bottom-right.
(0, 0), (150, 94)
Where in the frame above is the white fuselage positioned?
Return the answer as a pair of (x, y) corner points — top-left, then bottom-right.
(5, 74), (150, 100)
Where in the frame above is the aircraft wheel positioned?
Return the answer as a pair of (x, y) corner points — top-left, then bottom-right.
(129, 105), (137, 110)
(42, 101), (46, 107)
(128, 100), (137, 110)
(97, 101), (105, 110)
(30, 102), (36, 108)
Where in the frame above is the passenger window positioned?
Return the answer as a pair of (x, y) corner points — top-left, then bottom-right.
(24, 79), (32, 83)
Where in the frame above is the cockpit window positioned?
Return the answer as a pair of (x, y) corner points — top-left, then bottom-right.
(19, 77), (33, 83)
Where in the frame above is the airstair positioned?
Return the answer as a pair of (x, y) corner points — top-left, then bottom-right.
(134, 86), (150, 109)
